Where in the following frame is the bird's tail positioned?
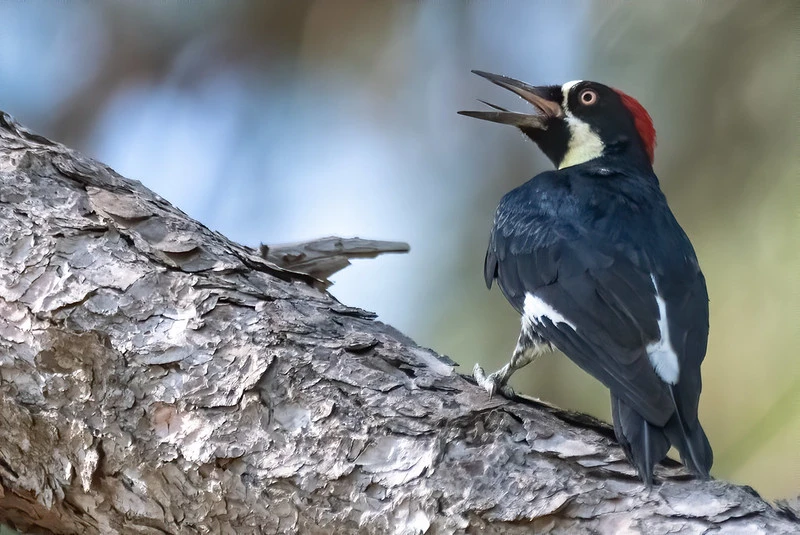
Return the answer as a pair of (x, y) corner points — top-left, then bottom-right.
(664, 386), (713, 478)
(610, 395), (669, 485)
(611, 392), (713, 484)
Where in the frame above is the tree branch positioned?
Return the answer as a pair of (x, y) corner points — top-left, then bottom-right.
(0, 111), (797, 534)
(259, 237), (410, 285)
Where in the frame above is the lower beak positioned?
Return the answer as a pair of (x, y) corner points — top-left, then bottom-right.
(458, 70), (563, 129)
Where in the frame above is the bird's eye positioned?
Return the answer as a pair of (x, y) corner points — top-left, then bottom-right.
(579, 89), (598, 106)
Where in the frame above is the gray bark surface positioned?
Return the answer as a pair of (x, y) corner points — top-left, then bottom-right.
(0, 111), (797, 535)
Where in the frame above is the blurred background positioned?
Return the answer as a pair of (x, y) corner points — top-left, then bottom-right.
(0, 1), (796, 522)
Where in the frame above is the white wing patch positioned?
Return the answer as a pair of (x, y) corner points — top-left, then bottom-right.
(646, 274), (680, 384)
(523, 293), (577, 331)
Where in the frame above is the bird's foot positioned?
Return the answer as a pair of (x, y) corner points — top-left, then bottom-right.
(473, 363), (515, 398)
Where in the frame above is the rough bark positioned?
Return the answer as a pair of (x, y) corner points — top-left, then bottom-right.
(0, 111), (797, 535)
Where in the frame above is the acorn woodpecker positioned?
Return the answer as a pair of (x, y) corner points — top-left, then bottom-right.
(460, 70), (713, 485)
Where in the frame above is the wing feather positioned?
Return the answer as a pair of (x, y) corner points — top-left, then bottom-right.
(484, 175), (702, 427)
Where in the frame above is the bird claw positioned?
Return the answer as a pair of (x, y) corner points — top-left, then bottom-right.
(473, 363), (516, 398)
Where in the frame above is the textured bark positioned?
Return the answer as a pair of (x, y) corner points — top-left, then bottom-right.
(0, 111), (797, 535)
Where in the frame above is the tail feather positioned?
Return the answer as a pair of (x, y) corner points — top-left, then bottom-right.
(665, 386), (713, 477)
(611, 395), (669, 485)
(611, 392), (713, 484)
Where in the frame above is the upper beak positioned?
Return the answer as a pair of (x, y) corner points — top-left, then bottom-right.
(458, 70), (563, 129)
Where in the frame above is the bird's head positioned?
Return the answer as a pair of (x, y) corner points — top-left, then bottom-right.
(459, 71), (656, 171)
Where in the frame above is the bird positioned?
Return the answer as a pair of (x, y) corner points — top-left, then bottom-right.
(459, 70), (713, 485)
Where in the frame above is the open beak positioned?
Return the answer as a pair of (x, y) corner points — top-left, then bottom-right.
(458, 70), (563, 129)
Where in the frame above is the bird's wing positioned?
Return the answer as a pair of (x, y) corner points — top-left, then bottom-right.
(650, 261), (709, 431)
(486, 181), (703, 426)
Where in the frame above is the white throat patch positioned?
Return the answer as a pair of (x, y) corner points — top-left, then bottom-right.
(560, 117), (605, 169)
(558, 80), (605, 169)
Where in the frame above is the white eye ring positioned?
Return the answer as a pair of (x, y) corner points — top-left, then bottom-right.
(579, 89), (598, 106)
